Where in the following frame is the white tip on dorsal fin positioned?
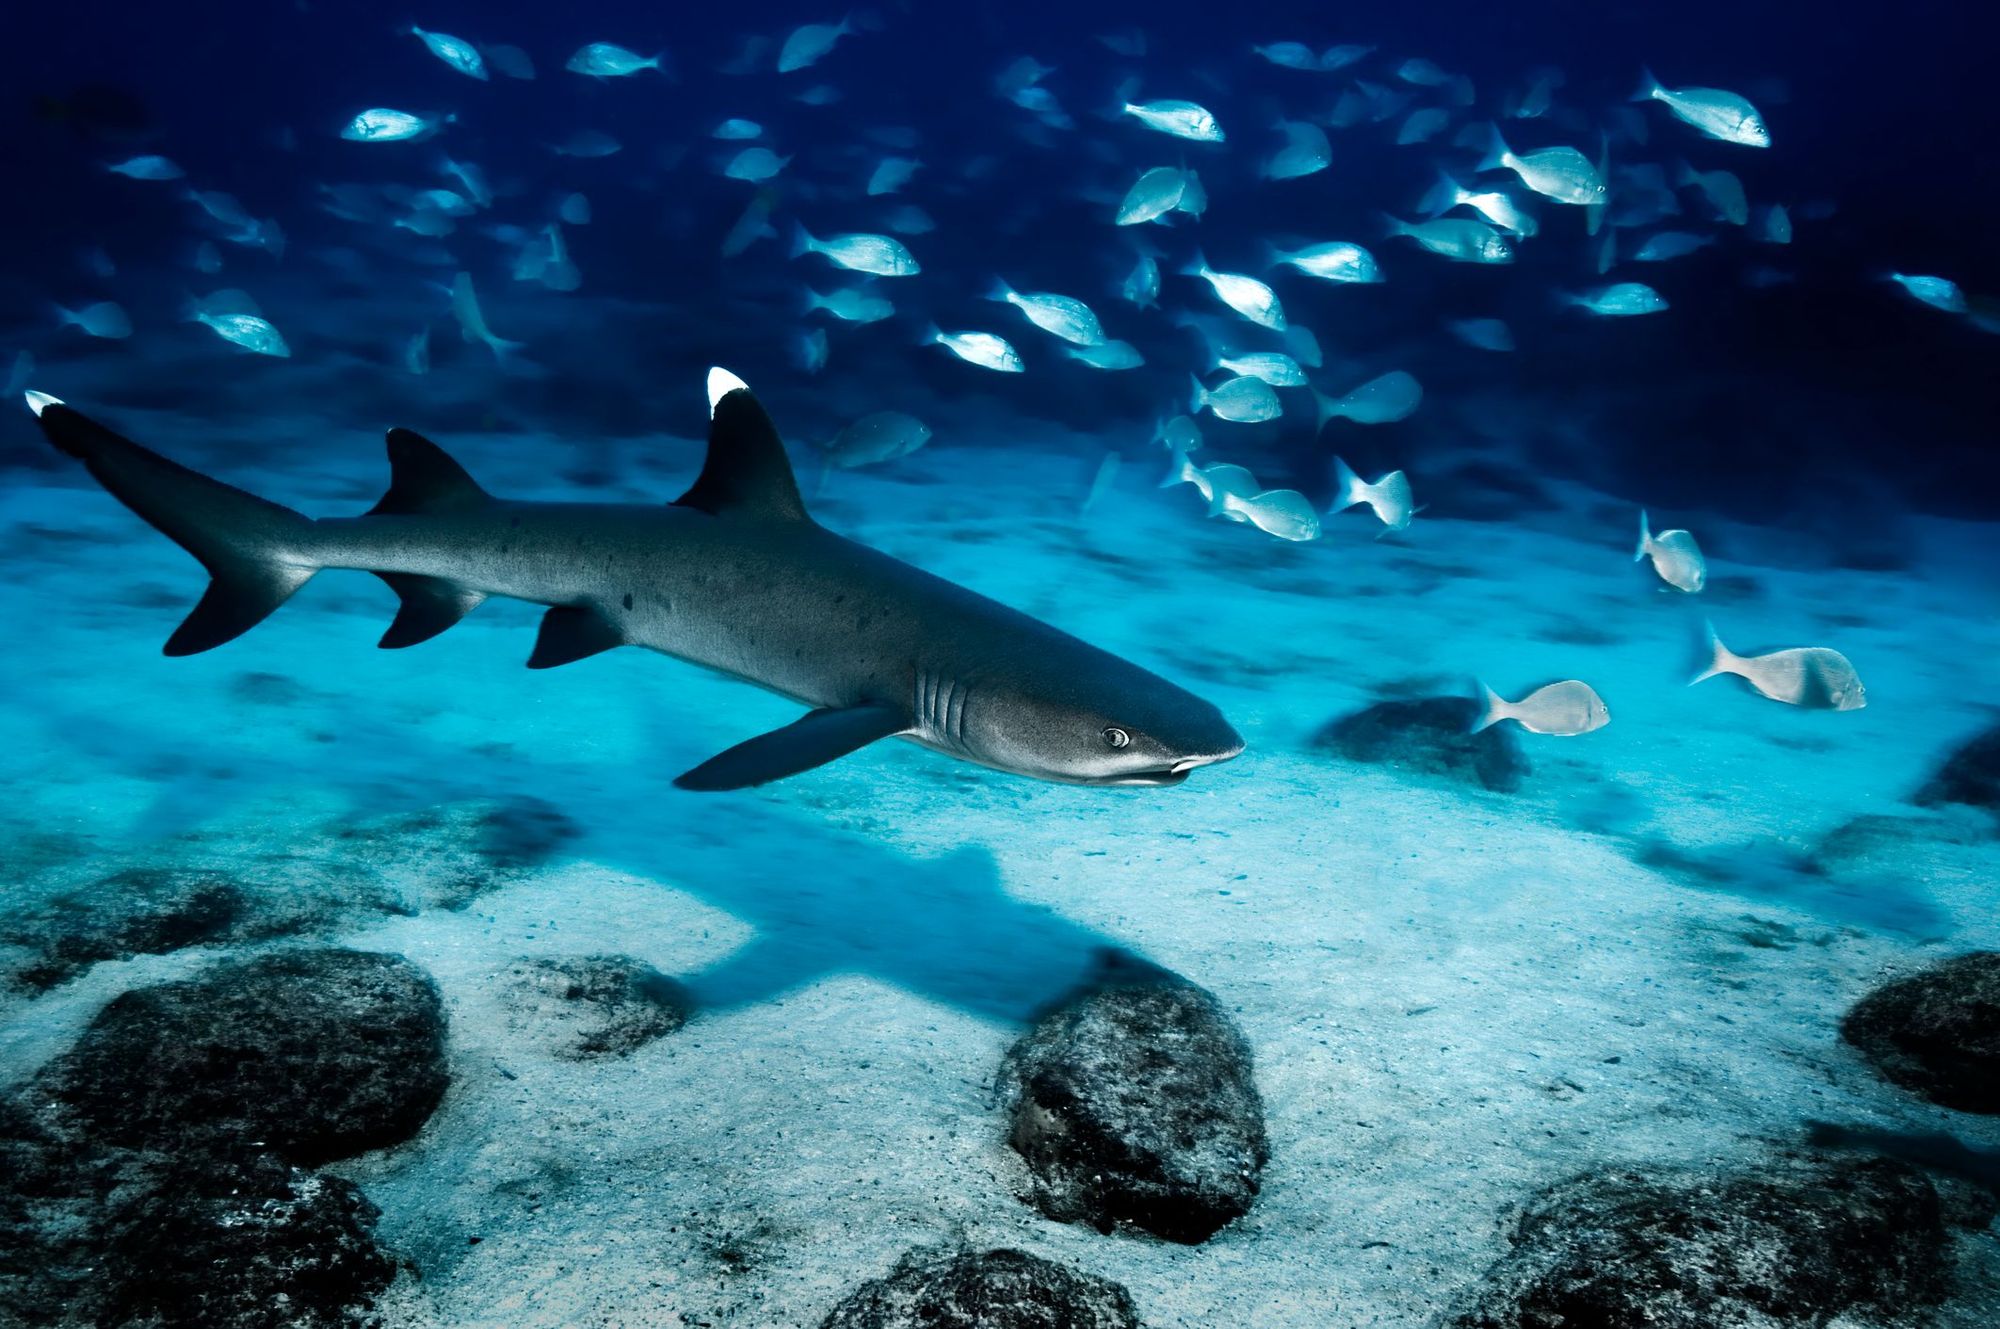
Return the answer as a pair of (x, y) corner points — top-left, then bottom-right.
(706, 366), (749, 417)
(24, 390), (63, 417)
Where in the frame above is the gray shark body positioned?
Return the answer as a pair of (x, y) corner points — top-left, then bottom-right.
(24, 377), (1243, 790)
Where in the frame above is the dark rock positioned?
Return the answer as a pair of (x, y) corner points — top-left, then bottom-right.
(1914, 721), (2000, 816)
(3, 867), (286, 992)
(502, 954), (693, 1060)
(349, 796), (580, 910)
(96, 1149), (398, 1329)
(0, 1103), (399, 1329)
(1842, 953), (2000, 1114)
(48, 948), (449, 1166)
(820, 1247), (1144, 1329)
(1310, 695), (1528, 793)
(1450, 1156), (1962, 1329)
(999, 956), (1267, 1244)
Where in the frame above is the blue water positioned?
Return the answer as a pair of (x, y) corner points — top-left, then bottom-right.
(2, 4), (1997, 1326)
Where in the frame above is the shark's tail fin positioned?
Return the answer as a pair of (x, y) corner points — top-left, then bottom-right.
(25, 392), (318, 655)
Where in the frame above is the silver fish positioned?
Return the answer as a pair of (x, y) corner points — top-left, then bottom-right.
(566, 43), (663, 77)
(1328, 456), (1415, 530)
(1216, 351), (1306, 387)
(1314, 371), (1422, 427)
(1885, 273), (1966, 313)
(867, 157), (922, 196)
(1213, 488), (1321, 542)
(1064, 340), (1144, 370)
(1423, 173), (1539, 236)
(778, 18), (852, 74)
(341, 108), (452, 143)
(1693, 624), (1865, 710)
(723, 147), (790, 181)
(1677, 162), (1748, 224)
(1383, 215), (1513, 263)
(793, 227), (920, 276)
(822, 411), (931, 469)
(805, 287), (894, 323)
(192, 312), (290, 358)
(1183, 251), (1285, 329)
(1121, 251), (1160, 308)
(929, 327), (1023, 372)
(1564, 282), (1668, 316)
(1267, 240), (1382, 283)
(1190, 373), (1281, 423)
(54, 301), (132, 339)
(1446, 318), (1514, 351)
(1635, 510), (1705, 592)
(451, 271), (522, 361)
(411, 26), (487, 80)
(1265, 121), (1332, 179)
(714, 118), (764, 140)
(105, 154), (182, 180)
(1122, 99), (1225, 142)
(1480, 127), (1605, 205)
(1635, 70), (1769, 147)
(988, 280), (1105, 345)
(1474, 681), (1610, 735)
(1116, 166), (1188, 225)
(1633, 231), (1711, 262)
(1253, 42), (1320, 70)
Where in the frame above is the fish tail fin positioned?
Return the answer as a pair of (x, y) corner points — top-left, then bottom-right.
(1159, 451), (1198, 490)
(918, 323), (943, 348)
(1328, 455), (1364, 511)
(801, 288), (826, 315)
(1177, 247), (1209, 278)
(1418, 170), (1462, 217)
(51, 305), (79, 328)
(1187, 373), (1207, 414)
(1690, 619), (1731, 685)
(25, 394), (319, 655)
(789, 223), (816, 259)
(1314, 390), (1343, 432)
(1635, 508), (1652, 561)
(1476, 123), (1510, 172)
(983, 277), (1013, 303)
(1378, 212), (1412, 239)
(1672, 159), (1697, 188)
(1470, 681), (1506, 733)
(1632, 67), (1664, 102)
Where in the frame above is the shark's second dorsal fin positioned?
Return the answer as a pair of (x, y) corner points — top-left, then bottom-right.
(673, 370), (807, 521)
(368, 428), (493, 516)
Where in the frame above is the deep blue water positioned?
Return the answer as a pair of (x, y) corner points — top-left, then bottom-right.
(3, 4), (1998, 1326)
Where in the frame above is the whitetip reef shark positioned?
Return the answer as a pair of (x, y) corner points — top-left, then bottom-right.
(21, 373), (1243, 791)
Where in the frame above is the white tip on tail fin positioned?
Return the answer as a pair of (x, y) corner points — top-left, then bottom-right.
(1632, 67), (1664, 102)
(1690, 619), (1730, 685)
(24, 390), (63, 417)
(1470, 680), (1505, 733)
(1178, 247), (1209, 279)
(1635, 509), (1653, 561)
(706, 367), (750, 415)
(1477, 123), (1510, 172)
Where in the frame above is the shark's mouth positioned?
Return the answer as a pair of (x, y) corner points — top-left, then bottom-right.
(1105, 767), (1192, 787)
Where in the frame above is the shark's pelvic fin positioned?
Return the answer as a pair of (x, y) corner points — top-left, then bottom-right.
(673, 702), (907, 791)
(29, 400), (317, 655)
(369, 428), (493, 515)
(376, 573), (486, 648)
(527, 605), (624, 669)
(673, 386), (808, 521)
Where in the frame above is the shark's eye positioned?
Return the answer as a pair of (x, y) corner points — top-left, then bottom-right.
(1103, 726), (1130, 749)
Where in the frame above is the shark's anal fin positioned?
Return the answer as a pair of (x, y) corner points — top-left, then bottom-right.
(368, 429), (493, 515)
(674, 702), (906, 791)
(527, 605), (623, 669)
(673, 387), (807, 521)
(376, 573), (486, 648)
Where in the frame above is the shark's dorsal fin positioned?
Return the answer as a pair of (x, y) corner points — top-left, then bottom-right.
(369, 428), (492, 516)
(673, 370), (807, 521)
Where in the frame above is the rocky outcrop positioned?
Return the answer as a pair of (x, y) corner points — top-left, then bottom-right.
(1310, 695), (1527, 793)
(1449, 1156), (1964, 1329)
(1842, 952), (2000, 1114)
(999, 957), (1266, 1243)
(820, 1247), (1144, 1329)
(503, 953), (693, 1059)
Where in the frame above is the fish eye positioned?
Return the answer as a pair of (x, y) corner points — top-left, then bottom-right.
(1103, 726), (1131, 749)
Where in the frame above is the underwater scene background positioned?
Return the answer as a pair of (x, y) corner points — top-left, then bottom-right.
(1, 1), (1997, 1326)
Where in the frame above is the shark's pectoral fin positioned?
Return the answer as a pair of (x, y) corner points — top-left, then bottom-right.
(674, 703), (907, 791)
(376, 573), (486, 648)
(526, 605), (624, 669)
